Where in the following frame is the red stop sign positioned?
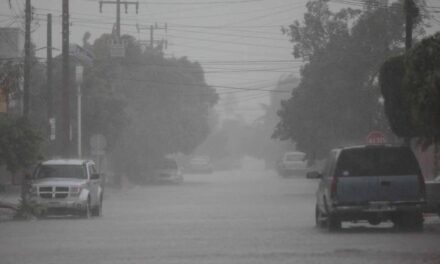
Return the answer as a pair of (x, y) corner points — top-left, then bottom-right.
(366, 131), (386, 144)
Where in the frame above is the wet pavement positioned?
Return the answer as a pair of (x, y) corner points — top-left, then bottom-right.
(0, 168), (439, 264)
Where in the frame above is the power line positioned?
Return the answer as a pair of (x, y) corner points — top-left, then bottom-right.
(106, 75), (292, 93)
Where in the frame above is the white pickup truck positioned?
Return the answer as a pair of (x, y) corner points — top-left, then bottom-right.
(28, 159), (104, 218)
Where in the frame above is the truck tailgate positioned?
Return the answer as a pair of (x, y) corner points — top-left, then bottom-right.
(337, 176), (380, 204)
(337, 175), (420, 204)
(378, 175), (419, 202)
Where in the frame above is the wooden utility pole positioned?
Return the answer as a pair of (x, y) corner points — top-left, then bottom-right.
(136, 23), (167, 49)
(405, 0), (418, 50)
(47, 14), (53, 126)
(23, 0), (31, 118)
(116, 0), (121, 38)
(62, 0), (70, 157)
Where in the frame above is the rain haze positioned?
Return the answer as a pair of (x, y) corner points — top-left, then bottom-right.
(0, 0), (440, 263)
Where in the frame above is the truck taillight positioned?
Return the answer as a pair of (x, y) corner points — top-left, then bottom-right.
(330, 176), (338, 199)
(418, 174), (426, 199)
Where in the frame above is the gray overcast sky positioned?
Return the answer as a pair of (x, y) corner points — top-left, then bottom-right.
(1, 0), (440, 122)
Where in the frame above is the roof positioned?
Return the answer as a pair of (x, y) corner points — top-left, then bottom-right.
(41, 159), (94, 166)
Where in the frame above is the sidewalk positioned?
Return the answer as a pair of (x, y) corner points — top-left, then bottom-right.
(0, 185), (20, 221)
(0, 185), (21, 204)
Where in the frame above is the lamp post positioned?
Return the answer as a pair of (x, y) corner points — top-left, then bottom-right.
(75, 65), (83, 158)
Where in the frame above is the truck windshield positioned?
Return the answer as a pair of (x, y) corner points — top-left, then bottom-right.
(34, 164), (87, 179)
(335, 147), (421, 177)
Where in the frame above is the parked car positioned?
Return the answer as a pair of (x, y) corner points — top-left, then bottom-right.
(310, 145), (426, 231)
(28, 159), (104, 218)
(153, 158), (183, 183)
(276, 151), (307, 177)
(425, 175), (440, 216)
(185, 156), (213, 174)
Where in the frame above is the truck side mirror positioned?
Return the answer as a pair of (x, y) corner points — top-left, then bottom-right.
(91, 173), (100, 180)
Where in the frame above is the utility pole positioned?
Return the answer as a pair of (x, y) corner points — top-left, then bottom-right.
(150, 25), (153, 47)
(46, 14), (53, 131)
(99, 0), (138, 188)
(99, 0), (139, 39)
(404, 0), (418, 50)
(23, 0), (31, 118)
(75, 66), (83, 158)
(47, 13), (55, 152)
(62, 0), (70, 157)
(116, 0), (120, 38)
(136, 23), (168, 49)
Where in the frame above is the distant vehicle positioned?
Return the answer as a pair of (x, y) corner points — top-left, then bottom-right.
(185, 156), (213, 174)
(310, 145), (426, 231)
(425, 175), (440, 216)
(28, 159), (103, 218)
(276, 151), (307, 177)
(153, 158), (183, 183)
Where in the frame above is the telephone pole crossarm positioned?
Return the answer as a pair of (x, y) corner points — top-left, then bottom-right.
(99, 1), (139, 15)
(99, 0), (139, 39)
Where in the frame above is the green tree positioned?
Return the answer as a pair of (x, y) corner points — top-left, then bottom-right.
(274, 0), (412, 159)
(379, 55), (416, 138)
(87, 34), (218, 182)
(404, 33), (440, 141)
(379, 33), (440, 142)
(0, 116), (42, 173)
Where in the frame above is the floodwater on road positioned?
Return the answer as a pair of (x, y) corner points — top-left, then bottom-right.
(0, 167), (439, 264)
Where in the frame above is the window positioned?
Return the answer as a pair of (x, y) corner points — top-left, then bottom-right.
(284, 152), (305, 162)
(88, 164), (98, 175)
(323, 150), (337, 178)
(34, 164), (87, 179)
(335, 147), (421, 177)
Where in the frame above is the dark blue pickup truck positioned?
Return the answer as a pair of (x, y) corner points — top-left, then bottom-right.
(309, 145), (426, 231)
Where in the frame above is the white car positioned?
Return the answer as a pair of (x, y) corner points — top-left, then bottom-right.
(185, 156), (213, 174)
(28, 159), (104, 218)
(276, 152), (307, 177)
(153, 158), (183, 183)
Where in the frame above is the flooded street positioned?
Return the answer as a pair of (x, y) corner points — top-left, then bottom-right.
(1, 167), (439, 264)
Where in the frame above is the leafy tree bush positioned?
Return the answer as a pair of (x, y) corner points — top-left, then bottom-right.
(380, 33), (440, 144)
(379, 55), (416, 138)
(403, 33), (440, 141)
(87, 34), (218, 182)
(0, 116), (43, 219)
(274, 0), (413, 159)
(0, 116), (43, 173)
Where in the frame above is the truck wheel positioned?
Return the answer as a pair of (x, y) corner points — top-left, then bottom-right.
(315, 205), (326, 228)
(327, 214), (341, 232)
(395, 212), (423, 232)
(91, 203), (101, 217)
(406, 212), (423, 232)
(91, 196), (103, 217)
(80, 200), (91, 219)
(37, 210), (47, 220)
(367, 216), (381, 226)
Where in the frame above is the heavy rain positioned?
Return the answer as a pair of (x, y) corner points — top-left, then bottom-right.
(0, 0), (440, 263)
